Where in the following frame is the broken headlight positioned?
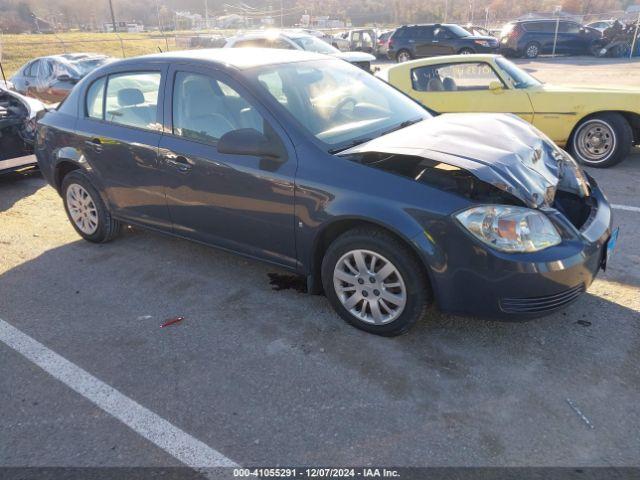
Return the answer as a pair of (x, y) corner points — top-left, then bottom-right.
(456, 205), (561, 253)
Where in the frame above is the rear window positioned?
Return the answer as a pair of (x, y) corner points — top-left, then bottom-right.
(104, 72), (161, 130)
(86, 77), (106, 119)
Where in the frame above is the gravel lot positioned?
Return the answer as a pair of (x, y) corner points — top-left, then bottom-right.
(1, 57), (639, 472)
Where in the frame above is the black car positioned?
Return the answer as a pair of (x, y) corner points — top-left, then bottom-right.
(35, 49), (614, 336)
(499, 20), (602, 58)
(387, 24), (499, 62)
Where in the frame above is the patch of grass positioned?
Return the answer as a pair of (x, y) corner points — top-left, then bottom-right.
(0, 31), (234, 77)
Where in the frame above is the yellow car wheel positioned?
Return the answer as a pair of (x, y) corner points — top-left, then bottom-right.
(570, 113), (632, 168)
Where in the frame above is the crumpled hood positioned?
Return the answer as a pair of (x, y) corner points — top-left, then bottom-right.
(342, 113), (589, 208)
(332, 51), (376, 63)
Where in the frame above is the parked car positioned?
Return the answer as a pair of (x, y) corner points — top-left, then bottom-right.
(11, 53), (113, 104)
(586, 20), (616, 32)
(376, 30), (394, 58)
(387, 23), (499, 62)
(333, 28), (378, 54)
(499, 19), (602, 58)
(35, 49), (615, 336)
(0, 85), (45, 173)
(382, 53), (638, 167)
(224, 31), (375, 71)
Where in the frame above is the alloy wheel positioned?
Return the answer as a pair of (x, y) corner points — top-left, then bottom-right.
(333, 249), (407, 325)
(66, 183), (99, 235)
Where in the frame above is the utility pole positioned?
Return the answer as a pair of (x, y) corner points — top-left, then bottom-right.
(108, 0), (117, 33)
(280, 0), (284, 27)
(204, 0), (209, 29)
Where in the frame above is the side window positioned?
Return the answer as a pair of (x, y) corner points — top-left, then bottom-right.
(542, 22), (557, 33)
(105, 72), (161, 130)
(411, 62), (502, 92)
(271, 38), (295, 49)
(24, 60), (38, 77)
(234, 38), (269, 48)
(524, 22), (543, 32)
(434, 27), (453, 39)
(559, 22), (580, 34)
(416, 26), (434, 39)
(172, 72), (265, 146)
(86, 77), (106, 119)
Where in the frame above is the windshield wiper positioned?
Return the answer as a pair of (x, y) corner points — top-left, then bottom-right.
(328, 137), (373, 154)
(379, 118), (423, 137)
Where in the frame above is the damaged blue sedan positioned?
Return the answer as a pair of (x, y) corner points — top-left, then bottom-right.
(35, 49), (616, 336)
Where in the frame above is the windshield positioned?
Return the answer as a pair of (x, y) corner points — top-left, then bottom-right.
(73, 58), (109, 77)
(290, 35), (339, 55)
(447, 25), (472, 37)
(252, 59), (430, 150)
(495, 57), (541, 89)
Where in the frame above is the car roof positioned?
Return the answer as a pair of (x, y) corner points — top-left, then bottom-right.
(108, 48), (328, 71)
(386, 53), (501, 71)
(230, 29), (311, 40)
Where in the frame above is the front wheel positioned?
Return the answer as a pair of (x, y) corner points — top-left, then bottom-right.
(569, 113), (632, 168)
(458, 47), (475, 55)
(321, 227), (430, 336)
(62, 170), (121, 242)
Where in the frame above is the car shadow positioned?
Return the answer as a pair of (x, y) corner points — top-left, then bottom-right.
(0, 168), (44, 213)
(1, 225), (638, 465)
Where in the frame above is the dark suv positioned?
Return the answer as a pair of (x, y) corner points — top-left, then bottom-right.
(500, 20), (602, 58)
(387, 24), (499, 62)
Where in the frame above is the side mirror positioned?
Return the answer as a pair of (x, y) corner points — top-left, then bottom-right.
(217, 128), (285, 160)
(489, 80), (503, 92)
(57, 74), (77, 83)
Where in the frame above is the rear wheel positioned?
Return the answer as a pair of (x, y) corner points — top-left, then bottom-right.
(321, 227), (430, 336)
(569, 113), (632, 168)
(62, 170), (121, 242)
(396, 49), (412, 63)
(524, 42), (540, 58)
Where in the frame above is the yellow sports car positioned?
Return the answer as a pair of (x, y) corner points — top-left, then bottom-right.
(382, 54), (639, 167)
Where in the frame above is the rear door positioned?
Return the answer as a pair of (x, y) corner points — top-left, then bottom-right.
(75, 65), (172, 228)
(158, 64), (297, 267)
(413, 26), (437, 57)
(432, 27), (457, 55)
(401, 61), (533, 121)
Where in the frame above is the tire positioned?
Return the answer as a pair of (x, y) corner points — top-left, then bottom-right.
(569, 113), (632, 168)
(61, 170), (121, 243)
(321, 227), (430, 336)
(523, 42), (540, 58)
(458, 47), (475, 55)
(396, 49), (412, 63)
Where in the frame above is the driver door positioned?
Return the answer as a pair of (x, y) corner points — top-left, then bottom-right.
(403, 61), (533, 122)
(158, 64), (298, 267)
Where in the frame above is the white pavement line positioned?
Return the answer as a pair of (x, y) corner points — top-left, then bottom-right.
(612, 204), (640, 213)
(0, 318), (237, 469)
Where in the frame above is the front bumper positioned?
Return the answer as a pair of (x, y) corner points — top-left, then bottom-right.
(415, 183), (613, 319)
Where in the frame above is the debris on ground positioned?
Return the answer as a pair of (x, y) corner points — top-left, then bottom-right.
(267, 273), (308, 293)
(160, 316), (185, 328)
(566, 398), (595, 429)
(575, 320), (592, 327)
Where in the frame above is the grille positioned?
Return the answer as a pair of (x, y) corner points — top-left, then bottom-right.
(500, 284), (585, 314)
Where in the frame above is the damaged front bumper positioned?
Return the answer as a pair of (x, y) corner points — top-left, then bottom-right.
(413, 178), (613, 319)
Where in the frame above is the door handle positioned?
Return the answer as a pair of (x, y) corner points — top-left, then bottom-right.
(164, 154), (192, 172)
(85, 138), (103, 153)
